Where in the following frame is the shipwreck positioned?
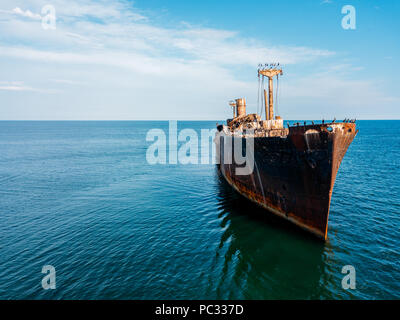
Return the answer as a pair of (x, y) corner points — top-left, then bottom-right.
(215, 65), (358, 240)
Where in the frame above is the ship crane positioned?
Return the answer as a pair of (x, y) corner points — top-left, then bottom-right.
(258, 66), (283, 121)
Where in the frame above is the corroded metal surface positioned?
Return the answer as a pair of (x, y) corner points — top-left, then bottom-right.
(236, 98), (246, 117)
(216, 122), (358, 240)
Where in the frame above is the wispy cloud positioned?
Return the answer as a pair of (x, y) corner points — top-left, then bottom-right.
(12, 7), (41, 20)
(50, 79), (88, 85)
(0, 0), (335, 68)
(0, 81), (37, 91)
(0, 0), (397, 119)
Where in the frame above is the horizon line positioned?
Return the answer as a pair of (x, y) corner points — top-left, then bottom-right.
(0, 119), (400, 121)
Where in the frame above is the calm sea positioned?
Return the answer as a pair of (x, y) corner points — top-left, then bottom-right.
(0, 120), (399, 299)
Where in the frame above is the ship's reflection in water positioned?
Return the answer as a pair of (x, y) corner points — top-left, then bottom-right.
(207, 169), (335, 299)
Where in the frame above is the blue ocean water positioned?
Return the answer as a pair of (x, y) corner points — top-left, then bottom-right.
(0, 120), (399, 299)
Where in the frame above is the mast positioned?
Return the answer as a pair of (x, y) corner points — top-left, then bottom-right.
(268, 76), (273, 120)
(258, 66), (283, 121)
(263, 89), (269, 120)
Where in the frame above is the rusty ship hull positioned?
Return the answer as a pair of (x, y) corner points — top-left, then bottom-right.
(216, 122), (357, 240)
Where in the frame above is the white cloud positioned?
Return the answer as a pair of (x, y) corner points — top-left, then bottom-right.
(0, 81), (35, 91)
(0, 1), (335, 68)
(12, 7), (41, 20)
(0, 0), (397, 119)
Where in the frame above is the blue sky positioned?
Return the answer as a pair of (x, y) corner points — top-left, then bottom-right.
(0, 0), (399, 120)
